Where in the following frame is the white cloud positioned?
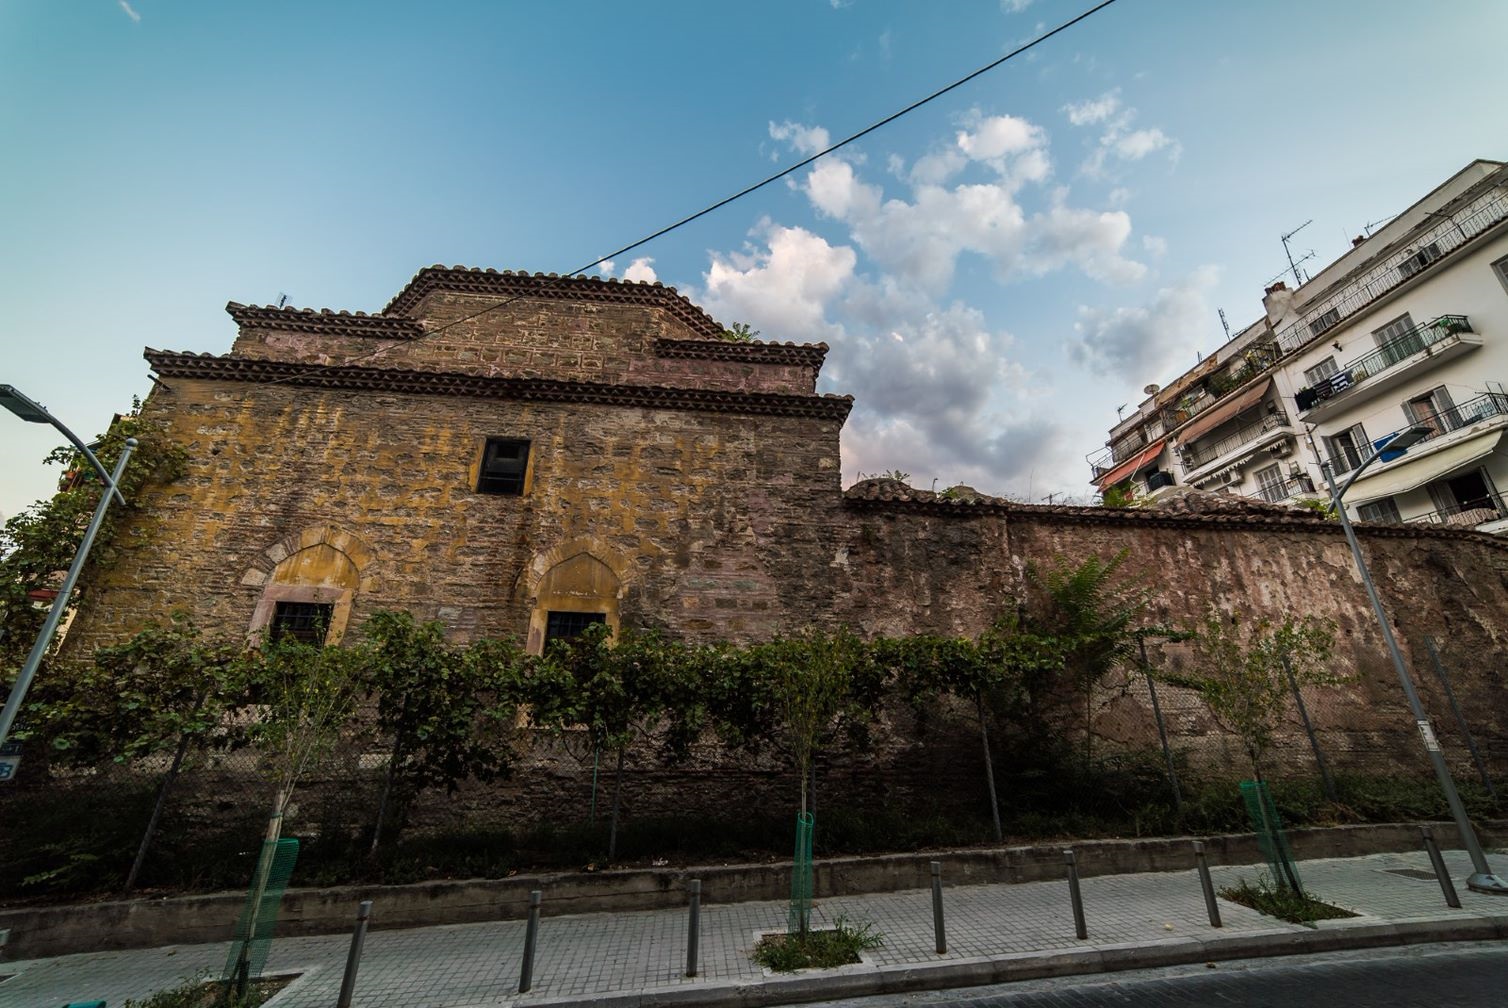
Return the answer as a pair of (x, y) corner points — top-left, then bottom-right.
(957, 114), (1043, 162)
(1115, 128), (1175, 160)
(597, 260), (615, 276)
(1142, 235), (1168, 256)
(1000, 0), (1034, 12)
(700, 224), (856, 341)
(118, 0), (141, 22)
(1064, 90), (1120, 126)
(768, 120), (831, 157)
(621, 257), (658, 283)
(1068, 266), (1221, 380)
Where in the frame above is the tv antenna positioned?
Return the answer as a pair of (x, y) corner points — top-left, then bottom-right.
(1280, 220), (1314, 286)
(1218, 308), (1231, 339)
(277, 292), (289, 308)
(1115, 403), (1128, 420)
(1362, 212), (1397, 236)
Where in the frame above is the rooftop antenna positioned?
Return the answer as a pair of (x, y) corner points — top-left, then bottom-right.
(1218, 308), (1231, 339)
(1281, 220), (1313, 286)
(277, 292), (289, 308)
(1362, 213), (1397, 236)
(1115, 403), (1128, 420)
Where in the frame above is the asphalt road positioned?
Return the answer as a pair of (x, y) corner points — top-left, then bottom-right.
(801, 942), (1508, 1008)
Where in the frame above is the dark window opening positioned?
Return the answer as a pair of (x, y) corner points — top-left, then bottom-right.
(477, 438), (531, 495)
(271, 602), (333, 645)
(545, 610), (606, 647)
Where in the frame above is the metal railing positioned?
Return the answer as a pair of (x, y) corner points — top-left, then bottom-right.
(1182, 412), (1290, 470)
(1326, 390), (1508, 477)
(1406, 490), (1508, 529)
(1252, 475), (1317, 505)
(1298, 316), (1473, 411)
(1275, 185), (1508, 356)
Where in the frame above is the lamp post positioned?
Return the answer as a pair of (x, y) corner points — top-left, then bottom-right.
(0, 385), (136, 751)
(1322, 426), (1508, 895)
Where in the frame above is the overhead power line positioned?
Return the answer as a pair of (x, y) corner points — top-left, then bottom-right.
(246, 0), (1123, 390)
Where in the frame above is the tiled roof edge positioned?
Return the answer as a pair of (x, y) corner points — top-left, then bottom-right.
(841, 491), (1508, 547)
(382, 267), (727, 338)
(145, 350), (855, 421)
(653, 337), (828, 367)
(226, 302), (425, 340)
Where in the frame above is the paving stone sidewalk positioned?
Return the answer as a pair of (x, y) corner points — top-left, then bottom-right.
(4, 849), (1506, 1008)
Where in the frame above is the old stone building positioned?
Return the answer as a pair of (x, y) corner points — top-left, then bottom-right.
(63, 265), (1508, 789)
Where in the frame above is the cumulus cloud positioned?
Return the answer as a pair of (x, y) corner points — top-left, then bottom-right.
(768, 120), (831, 157)
(1068, 266), (1220, 380)
(700, 223), (856, 341)
(1064, 91), (1180, 176)
(118, 0), (141, 22)
(1063, 91), (1120, 126)
(621, 257), (658, 283)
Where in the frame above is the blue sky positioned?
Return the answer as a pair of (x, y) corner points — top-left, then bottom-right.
(2, 0), (1504, 518)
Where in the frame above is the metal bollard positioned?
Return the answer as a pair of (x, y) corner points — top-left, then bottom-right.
(1192, 841), (1222, 928)
(1064, 849), (1087, 940)
(1421, 827), (1462, 909)
(335, 899), (373, 1008)
(686, 879), (701, 977)
(930, 860), (947, 954)
(519, 890), (542, 993)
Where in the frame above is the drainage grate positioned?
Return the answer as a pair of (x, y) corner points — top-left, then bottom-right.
(1382, 867), (1440, 881)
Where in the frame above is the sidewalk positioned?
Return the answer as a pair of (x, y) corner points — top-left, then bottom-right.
(5, 849), (1507, 1008)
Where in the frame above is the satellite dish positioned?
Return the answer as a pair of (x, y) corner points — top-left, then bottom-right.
(1143, 383), (1161, 395)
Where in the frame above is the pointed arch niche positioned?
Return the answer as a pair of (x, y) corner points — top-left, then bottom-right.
(521, 539), (628, 654)
(240, 525), (377, 645)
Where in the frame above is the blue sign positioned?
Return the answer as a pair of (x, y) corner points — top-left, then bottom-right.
(0, 742), (20, 782)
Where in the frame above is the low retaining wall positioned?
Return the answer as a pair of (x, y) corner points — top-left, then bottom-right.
(2, 820), (1498, 961)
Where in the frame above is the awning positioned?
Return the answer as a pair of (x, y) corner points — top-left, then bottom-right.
(1176, 379), (1273, 446)
(1347, 429), (1505, 505)
(1096, 437), (1167, 489)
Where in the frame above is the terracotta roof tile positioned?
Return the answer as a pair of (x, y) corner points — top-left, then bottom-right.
(226, 302), (425, 340)
(145, 350), (854, 422)
(382, 266), (737, 339)
(842, 479), (1506, 545)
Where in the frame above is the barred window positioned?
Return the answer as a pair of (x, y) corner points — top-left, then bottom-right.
(270, 602), (333, 645)
(544, 611), (606, 647)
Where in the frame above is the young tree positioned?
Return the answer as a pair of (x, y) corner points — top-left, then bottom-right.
(0, 410), (186, 681)
(1163, 610), (1339, 783)
(23, 615), (252, 890)
(361, 611), (526, 852)
(1029, 552), (1148, 768)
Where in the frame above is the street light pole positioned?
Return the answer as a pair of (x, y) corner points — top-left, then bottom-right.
(0, 385), (137, 750)
(1323, 427), (1508, 895)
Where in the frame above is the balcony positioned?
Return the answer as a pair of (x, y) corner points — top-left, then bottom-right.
(1296, 315), (1481, 422)
(1273, 183), (1508, 357)
(1325, 390), (1508, 478)
(1405, 490), (1508, 531)
(1182, 412), (1293, 472)
(1252, 474), (1318, 505)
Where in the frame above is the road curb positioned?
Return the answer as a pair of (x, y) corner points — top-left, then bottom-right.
(492, 914), (1508, 1008)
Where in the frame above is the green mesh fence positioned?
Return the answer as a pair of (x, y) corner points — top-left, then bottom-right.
(1239, 780), (1302, 892)
(222, 837), (300, 987)
(788, 811), (814, 935)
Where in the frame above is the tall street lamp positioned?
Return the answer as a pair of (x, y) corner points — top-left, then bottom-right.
(0, 385), (137, 750)
(1323, 426), (1508, 895)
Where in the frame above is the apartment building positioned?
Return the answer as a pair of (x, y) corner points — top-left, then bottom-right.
(1089, 159), (1508, 531)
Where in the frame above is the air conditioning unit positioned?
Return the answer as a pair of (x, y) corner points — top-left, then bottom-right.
(1222, 471), (1242, 487)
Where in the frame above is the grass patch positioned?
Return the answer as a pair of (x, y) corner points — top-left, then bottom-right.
(750, 916), (884, 972)
(1219, 876), (1357, 925)
(122, 974), (294, 1007)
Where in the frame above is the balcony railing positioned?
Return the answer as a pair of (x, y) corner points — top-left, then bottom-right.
(1324, 390), (1508, 477)
(1405, 490), (1508, 529)
(1182, 412), (1290, 470)
(1252, 475), (1317, 505)
(1296, 315), (1473, 412)
(1159, 342), (1282, 435)
(1274, 182), (1508, 356)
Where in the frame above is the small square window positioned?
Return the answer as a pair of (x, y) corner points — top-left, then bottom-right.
(545, 610), (606, 648)
(477, 438), (530, 495)
(271, 601), (332, 645)
(1357, 499), (1401, 524)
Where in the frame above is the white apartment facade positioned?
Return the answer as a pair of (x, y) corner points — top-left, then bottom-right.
(1088, 159), (1508, 531)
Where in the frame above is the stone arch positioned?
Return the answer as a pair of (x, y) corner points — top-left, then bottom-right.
(240, 525), (377, 644)
(518, 537), (629, 655)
